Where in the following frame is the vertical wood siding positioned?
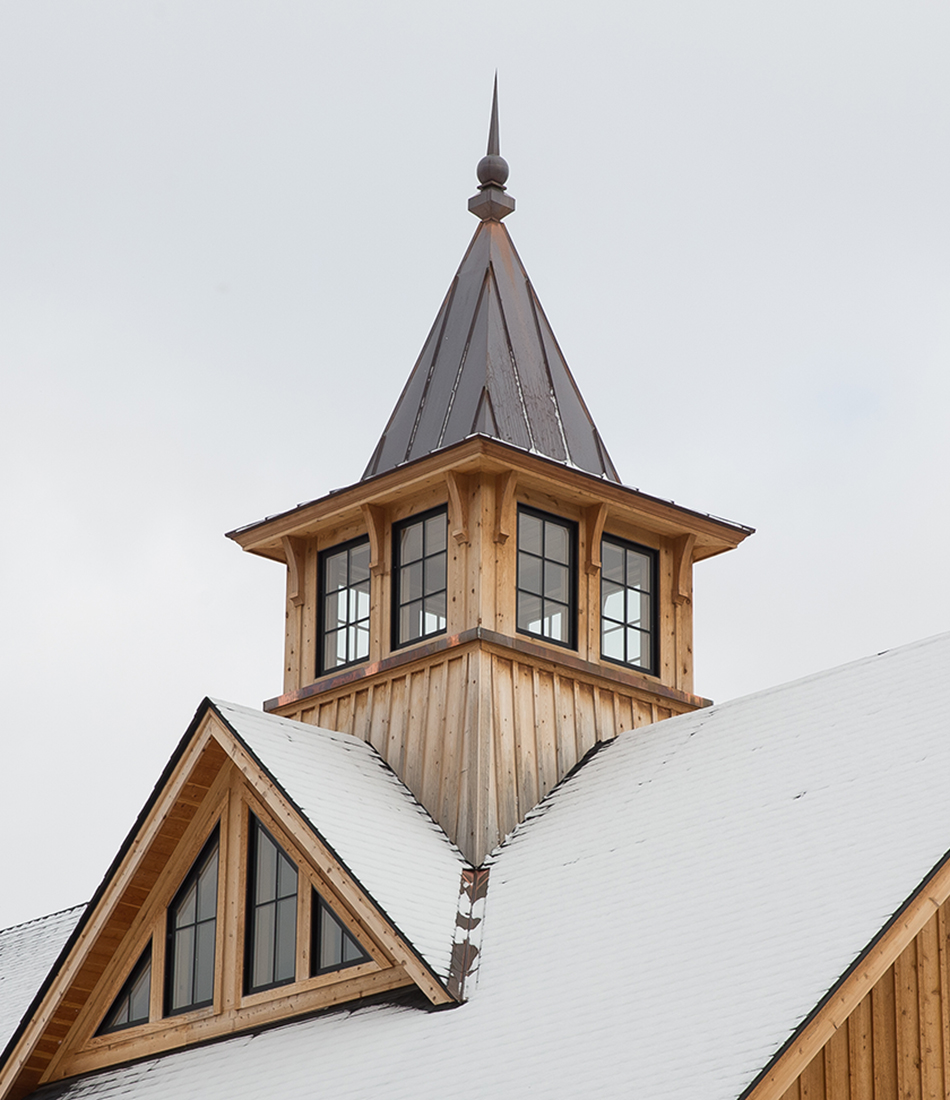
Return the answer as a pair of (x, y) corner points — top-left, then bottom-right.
(275, 644), (684, 866)
(777, 901), (950, 1100)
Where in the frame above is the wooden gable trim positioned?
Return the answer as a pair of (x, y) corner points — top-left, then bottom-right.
(209, 705), (455, 1008)
(743, 847), (950, 1100)
(0, 699), (453, 1100)
(0, 713), (227, 1100)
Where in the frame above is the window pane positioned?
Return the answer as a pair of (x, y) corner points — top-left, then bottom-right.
(544, 561), (570, 604)
(277, 851), (297, 899)
(194, 921), (216, 1004)
(196, 852), (218, 922)
(324, 552), (348, 592)
(602, 540), (624, 583)
(400, 562), (423, 602)
(627, 591), (650, 629)
(256, 832), (277, 904)
(544, 603), (569, 642)
(351, 581), (370, 621)
(424, 592), (446, 634)
(544, 521), (570, 564)
(128, 960), (151, 1023)
(355, 624), (370, 660)
(517, 593), (543, 635)
(172, 925), (194, 1010)
(400, 521), (423, 563)
(400, 600), (423, 642)
(275, 897), (297, 982)
(425, 514), (446, 553)
(252, 904), (274, 990)
(349, 542), (370, 582)
(320, 908), (343, 970)
(424, 553), (446, 595)
(176, 881), (196, 929)
(603, 622), (624, 661)
(343, 934), (365, 964)
(602, 580), (625, 622)
(323, 629), (342, 671)
(627, 628), (646, 667)
(518, 552), (542, 595)
(518, 512), (542, 555)
(627, 548), (650, 592)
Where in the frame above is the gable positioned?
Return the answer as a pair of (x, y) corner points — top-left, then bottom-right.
(0, 702), (461, 1099)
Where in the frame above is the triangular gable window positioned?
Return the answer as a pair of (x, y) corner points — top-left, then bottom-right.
(311, 890), (370, 975)
(96, 944), (152, 1035)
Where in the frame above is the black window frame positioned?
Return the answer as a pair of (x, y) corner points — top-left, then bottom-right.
(97, 942), (152, 1035)
(599, 533), (658, 675)
(515, 505), (578, 651)
(164, 826), (220, 1017)
(310, 889), (371, 977)
(317, 535), (372, 677)
(244, 812), (299, 995)
(391, 505), (449, 651)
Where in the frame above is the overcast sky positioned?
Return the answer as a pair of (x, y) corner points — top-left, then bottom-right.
(1, 1), (948, 930)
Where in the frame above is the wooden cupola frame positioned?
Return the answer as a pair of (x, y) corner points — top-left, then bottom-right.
(227, 436), (751, 866)
(227, 85), (753, 866)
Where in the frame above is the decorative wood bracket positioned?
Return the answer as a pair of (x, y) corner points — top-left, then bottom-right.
(280, 537), (307, 607)
(360, 503), (387, 576)
(672, 533), (696, 605)
(494, 470), (518, 544)
(585, 503), (608, 576)
(444, 471), (469, 545)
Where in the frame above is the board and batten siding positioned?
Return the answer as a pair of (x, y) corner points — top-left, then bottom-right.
(272, 641), (686, 865)
(774, 899), (950, 1100)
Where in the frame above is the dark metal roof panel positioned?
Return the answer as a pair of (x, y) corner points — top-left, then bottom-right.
(363, 219), (619, 482)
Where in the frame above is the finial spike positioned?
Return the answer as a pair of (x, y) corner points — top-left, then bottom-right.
(487, 72), (500, 156)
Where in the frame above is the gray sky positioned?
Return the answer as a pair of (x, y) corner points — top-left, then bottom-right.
(2, 1), (948, 930)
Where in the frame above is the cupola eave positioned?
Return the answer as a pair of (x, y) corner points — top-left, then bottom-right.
(224, 435), (754, 562)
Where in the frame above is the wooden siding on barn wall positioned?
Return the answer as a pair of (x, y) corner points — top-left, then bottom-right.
(274, 641), (684, 865)
(777, 900), (950, 1100)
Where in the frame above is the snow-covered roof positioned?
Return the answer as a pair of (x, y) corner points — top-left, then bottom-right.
(17, 633), (950, 1099)
(211, 700), (467, 981)
(0, 907), (84, 1057)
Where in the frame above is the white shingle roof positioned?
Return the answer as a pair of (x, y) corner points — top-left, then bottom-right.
(18, 633), (950, 1099)
(0, 906), (84, 1057)
(211, 700), (467, 981)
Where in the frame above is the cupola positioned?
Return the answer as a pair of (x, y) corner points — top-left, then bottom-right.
(227, 83), (753, 866)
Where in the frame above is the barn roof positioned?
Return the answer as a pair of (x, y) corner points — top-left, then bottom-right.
(9, 632), (950, 1099)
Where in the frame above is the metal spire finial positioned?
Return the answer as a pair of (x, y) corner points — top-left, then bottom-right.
(486, 71), (501, 156)
(470, 73), (515, 221)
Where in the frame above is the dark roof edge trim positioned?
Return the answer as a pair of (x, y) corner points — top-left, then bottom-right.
(737, 842), (950, 1100)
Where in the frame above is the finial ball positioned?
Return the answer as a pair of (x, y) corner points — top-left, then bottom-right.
(477, 154), (509, 188)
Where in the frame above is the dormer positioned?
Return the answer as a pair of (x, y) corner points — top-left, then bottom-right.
(227, 84), (753, 866)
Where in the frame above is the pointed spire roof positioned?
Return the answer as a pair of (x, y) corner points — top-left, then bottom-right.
(362, 82), (619, 483)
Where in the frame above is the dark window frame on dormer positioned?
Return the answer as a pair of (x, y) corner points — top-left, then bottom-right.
(96, 942), (152, 1035)
(391, 505), (449, 650)
(600, 534), (657, 675)
(318, 535), (372, 677)
(164, 826), (220, 1017)
(516, 506), (578, 651)
(245, 812), (299, 995)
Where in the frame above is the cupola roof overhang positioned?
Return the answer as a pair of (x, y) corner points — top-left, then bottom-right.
(363, 82), (620, 484)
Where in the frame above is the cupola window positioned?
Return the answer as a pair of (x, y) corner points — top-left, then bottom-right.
(97, 944), (151, 1034)
(165, 829), (219, 1015)
(516, 507), (576, 648)
(393, 507), (448, 647)
(600, 535), (656, 673)
(246, 814), (298, 993)
(319, 537), (371, 675)
(311, 890), (370, 975)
